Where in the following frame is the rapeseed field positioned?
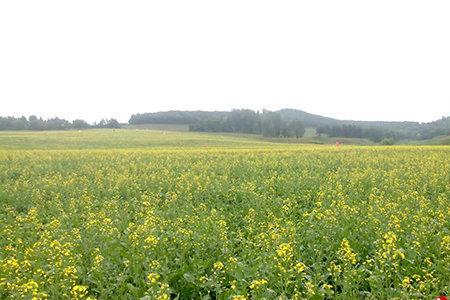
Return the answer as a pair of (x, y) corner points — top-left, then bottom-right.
(0, 131), (449, 299)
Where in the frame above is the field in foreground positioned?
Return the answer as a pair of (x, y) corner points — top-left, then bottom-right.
(0, 131), (450, 299)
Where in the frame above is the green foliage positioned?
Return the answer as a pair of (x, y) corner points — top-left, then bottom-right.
(0, 116), (122, 131)
(129, 111), (229, 125)
(95, 119), (121, 129)
(72, 119), (90, 129)
(380, 138), (395, 145)
(291, 120), (306, 138)
(0, 144), (449, 299)
(261, 110), (282, 137)
(317, 125), (396, 142)
(189, 109), (262, 134)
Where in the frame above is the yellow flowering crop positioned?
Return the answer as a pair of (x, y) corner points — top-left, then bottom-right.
(0, 131), (449, 299)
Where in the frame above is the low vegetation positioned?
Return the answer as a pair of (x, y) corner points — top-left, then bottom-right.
(0, 131), (449, 299)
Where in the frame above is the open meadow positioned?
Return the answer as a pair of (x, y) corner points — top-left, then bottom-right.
(1, 130), (449, 299)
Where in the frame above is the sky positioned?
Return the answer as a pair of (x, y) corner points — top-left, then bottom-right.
(1, 1), (449, 123)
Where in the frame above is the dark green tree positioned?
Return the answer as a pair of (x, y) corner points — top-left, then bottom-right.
(290, 120), (305, 138)
(72, 119), (90, 129)
(106, 119), (121, 128)
(262, 110), (282, 137)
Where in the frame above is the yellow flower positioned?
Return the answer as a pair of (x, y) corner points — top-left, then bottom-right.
(249, 278), (268, 290)
(230, 279), (237, 290)
(305, 281), (315, 295)
(63, 266), (77, 278)
(339, 239), (357, 264)
(144, 235), (158, 247)
(71, 285), (88, 299)
(213, 261), (224, 270)
(4, 245), (14, 251)
(2, 257), (19, 271)
(93, 254), (103, 269)
(383, 232), (397, 245)
(401, 277), (411, 288)
(147, 272), (160, 284)
(294, 262), (306, 273)
(441, 235), (450, 253)
(276, 243), (293, 260)
(22, 279), (39, 292)
(228, 257), (238, 264)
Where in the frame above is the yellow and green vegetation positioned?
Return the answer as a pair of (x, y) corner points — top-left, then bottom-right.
(0, 130), (449, 299)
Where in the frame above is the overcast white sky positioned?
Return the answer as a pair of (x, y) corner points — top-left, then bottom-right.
(1, 1), (449, 123)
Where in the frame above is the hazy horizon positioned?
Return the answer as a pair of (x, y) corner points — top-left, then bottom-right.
(1, 1), (449, 123)
(1, 107), (449, 125)
(2, 105), (450, 124)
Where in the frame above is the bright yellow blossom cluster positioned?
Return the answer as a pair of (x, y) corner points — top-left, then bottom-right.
(339, 238), (357, 264)
(249, 278), (268, 290)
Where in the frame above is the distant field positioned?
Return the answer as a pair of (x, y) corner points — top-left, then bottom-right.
(413, 135), (450, 146)
(0, 130), (274, 150)
(1, 130), (449, 299)
(0, 129), (377, 150)
(1, 128), (440, 151)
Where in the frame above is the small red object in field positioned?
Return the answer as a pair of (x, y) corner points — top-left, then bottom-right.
(435, 295), (448, 300)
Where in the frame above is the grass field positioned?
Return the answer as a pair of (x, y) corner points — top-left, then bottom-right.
(0, 130), (274, 150)
(0, 129), (376, 150)
(1, 130), (449, 299)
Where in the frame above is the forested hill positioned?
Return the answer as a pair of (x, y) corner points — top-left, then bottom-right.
(129, 109), (450, 139)
(130, 108), (446, 129)
(277, 109), (449, 139)
(277, 109), (419, 128)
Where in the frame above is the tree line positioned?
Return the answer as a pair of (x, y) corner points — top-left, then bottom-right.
(316, 117), (450, 142)
(188, 110), (306, 138)
(0, 116), (121, 131)
(130, 109), (306, 137)
(316, 125), (396, 142)
(2, 109), (449, 141)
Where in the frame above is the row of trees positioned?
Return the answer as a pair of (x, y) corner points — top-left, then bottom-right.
(189, 109), (306, 138)
(129, 111), (228, 125)
(316, 120), (450, 142)
(316, 125), (398, 142)
(260, 111), (306, 138)
(0, 116), (121, 131)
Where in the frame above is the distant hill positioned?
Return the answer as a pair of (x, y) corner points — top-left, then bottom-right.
(277, 109), (450, 139)
(129, 109), (450, 141)
(275, 109), (424, 136)
(275, 109), (340, 127)
(276, 108), (421, 128)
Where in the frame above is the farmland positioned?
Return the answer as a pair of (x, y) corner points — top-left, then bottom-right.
(0, 130), (449, 299)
